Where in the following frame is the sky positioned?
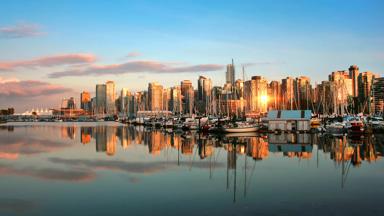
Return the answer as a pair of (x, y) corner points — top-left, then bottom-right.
(0, 0), (383, 112)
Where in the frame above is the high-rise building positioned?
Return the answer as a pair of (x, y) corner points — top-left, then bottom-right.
(358, 71), (377, 113)
(268, 81), (281, 110)
(80, 91), (91, 113)
(181, 80), (194, 115)
(372, 77), (384, 114)
(96, 84), (106, 114)
(328, 71), (353, 114)
(105, 81), (116, 115)
(281, 77), (295, 110)
(163, 88), (171, 111)
(62, 97), (76, 109)
(197, 76), (212, 114)
(148, 82), (163, 111)
(226, 60), (235, 85)
(120, 88), (130, 114)
(170, 86), (182, 114)
(244, 76), (268, 113)
(349, 65), (359, 97)
(295, 76), (312, 110)
(234, 79), (244, 100)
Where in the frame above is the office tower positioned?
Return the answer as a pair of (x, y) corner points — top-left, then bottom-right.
(181, 80), (194, 115)
(372, 77), (384, 114)
(244, 76), (268, 113)
(226, 59), (235, 85)
(163, 88), (171, 111)
(170, 86), (182, 114)
(197, 75), (212, 114)
(349, 65), (359, 97)
(80, 91), (91, 113)
(120, 88), (130, 114)
(328, 71), (353, 114)
(96, 84), (106, 114)
(148, 82), (163, 111)
(295, 76), (312, 110)
(69, 97), (76, 109)
(268, 81), (281, 110)
(281, 77), (295, 110)
(91, 97), (96, 115)
(358, 71), (377, 113)
(105, 81), (116, 115)
(234, 79), (244, 99)
(329, 71), (353, 95)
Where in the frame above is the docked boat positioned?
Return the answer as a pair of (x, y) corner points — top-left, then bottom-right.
(325, 122), (347, 136)
(163, 119), (174, 128)
(222, 122), (258, 133)
(182, 118), (199, 130)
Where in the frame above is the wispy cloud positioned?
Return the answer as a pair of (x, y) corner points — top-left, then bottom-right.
(0, 76), (72, 97)
(0, 23), (44, 38)
(48, 60), (224, 78)
(48, 157), (224, 174)
(0, 53), (97, 71)
(0, 163), (95, 182)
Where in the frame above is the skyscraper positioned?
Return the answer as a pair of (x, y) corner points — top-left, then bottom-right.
(295, 76), (312, 110)
(105, 81), (116, 115)
(148, 82), (163, 111)
(80, 91), (91, 113)
(163, 88), (171, 111)
(170, 86), (182, 114)
(181, 80), (194, 115)
(372, 77), (384, 114)
(281, 77), (295, 110)
(120, 88), (130, 114)
(349, 65), (359, 97)
(96, 84), (106, 114)
(197, 75), (212, 114)
(244, 76), (268, 113)
(268, 81), (281, 110)
(358, 71), (377, 113)
(225, 59), (235, 85)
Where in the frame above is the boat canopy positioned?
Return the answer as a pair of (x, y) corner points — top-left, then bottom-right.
(267, 110), (312, 121)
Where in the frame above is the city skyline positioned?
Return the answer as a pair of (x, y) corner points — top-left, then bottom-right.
(1, 0), (384, 111)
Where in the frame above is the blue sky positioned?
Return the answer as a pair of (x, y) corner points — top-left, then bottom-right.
(0, 0), (383, 111)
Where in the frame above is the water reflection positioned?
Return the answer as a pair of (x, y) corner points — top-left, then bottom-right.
(0, 124), (383, 211)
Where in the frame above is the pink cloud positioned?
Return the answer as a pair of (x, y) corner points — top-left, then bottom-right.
(0, 77), (72, 97)
(0, 53), (97, 71)
(0, 23), (44, 38)
(48, 60), (224, 78)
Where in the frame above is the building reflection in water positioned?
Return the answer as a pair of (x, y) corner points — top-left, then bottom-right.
(0, 124), (383, 201)
(61, 125), (77, 140)
(74, 125), (384, 166)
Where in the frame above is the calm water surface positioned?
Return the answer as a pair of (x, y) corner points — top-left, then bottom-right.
(0, 122), (383, 216)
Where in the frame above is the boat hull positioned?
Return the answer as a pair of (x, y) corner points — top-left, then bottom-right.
(223, 127), (258, 133)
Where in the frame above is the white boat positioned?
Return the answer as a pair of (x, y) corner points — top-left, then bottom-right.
(223, 122), (258, 133)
